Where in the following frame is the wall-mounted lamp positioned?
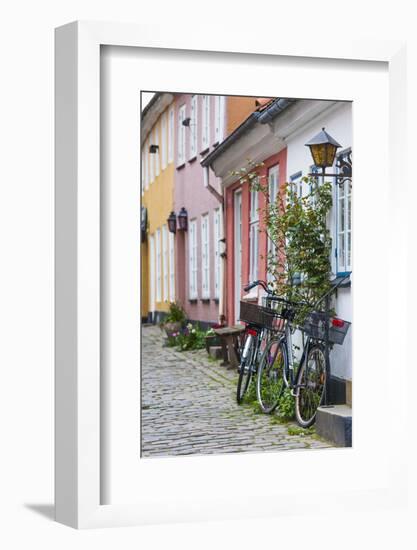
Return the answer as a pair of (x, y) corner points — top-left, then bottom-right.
(182, 117), (192, 127)
(149, 144), (159, 154)
(305, 127), (352, 187)
(167, 211), (177, 234)
(177, 207), (188, 231)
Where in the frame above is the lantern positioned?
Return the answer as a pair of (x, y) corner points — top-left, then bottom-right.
(305, 127), (341, 168)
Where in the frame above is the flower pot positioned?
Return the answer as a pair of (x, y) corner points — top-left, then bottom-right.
(164, 321), (182, 338)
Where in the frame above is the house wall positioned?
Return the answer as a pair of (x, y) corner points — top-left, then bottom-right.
(142, 101), (175, 320)
(225, 149), (287, 324)
(173, 93), (223, 324)
(173, 94), (258, 325)
(226, 96), (258, 136)
(285, 101), (352, 380)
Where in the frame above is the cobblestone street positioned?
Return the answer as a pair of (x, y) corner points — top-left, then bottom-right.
(141, 325), (333, 457)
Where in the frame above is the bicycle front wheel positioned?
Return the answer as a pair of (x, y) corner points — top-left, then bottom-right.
(236, 333), (256, 404)
(295, 344), (326, 427)
(256, 338), (287, 414)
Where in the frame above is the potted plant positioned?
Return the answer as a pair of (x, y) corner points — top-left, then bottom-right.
(160, 302), (186, 338)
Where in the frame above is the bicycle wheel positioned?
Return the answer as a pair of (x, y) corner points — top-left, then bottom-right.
(295, 344), (326, 427)
(236, 333), (256, 404)
(256, 338), (287, 414)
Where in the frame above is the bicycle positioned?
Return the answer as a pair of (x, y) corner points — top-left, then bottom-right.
(236, 280), (284, 404)
(256, 276), (351, 427)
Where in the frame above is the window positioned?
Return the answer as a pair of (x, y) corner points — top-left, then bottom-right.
(201, 95), (210, 151)
(249, 187), (259, 283)
(155, 228), (161, 302)
(169, 231), (175, 301)
(201, 214), (210, 299)
(154, 127), (160, 177)
(149, 136), (154, 183)
(162, 225), (168, 301)
(336, 150), (352, 274)
(189, 95), (198, 159)
(149, 234), (155, 310)
(161, 112), (167, 169)
(141, 151), (145, 195)
(177, 104), (186, 166)
(144, 140), (149, 189)
(168, 106), (174, 164)
(290, 171), (303, 199)
(267, 165), (279, 282)
(188, 220), (198, 299)
(214, 96), (225, 144)
(213, 208), (221, 299)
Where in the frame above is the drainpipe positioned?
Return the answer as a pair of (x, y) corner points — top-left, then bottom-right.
(203, 166), (226, 324)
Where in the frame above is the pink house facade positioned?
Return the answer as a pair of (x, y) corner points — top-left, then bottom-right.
(172, 93), (258, 325)
(173, 93), (223, 325)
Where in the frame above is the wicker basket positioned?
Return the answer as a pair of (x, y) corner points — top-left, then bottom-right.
(239, 301), (285, 331)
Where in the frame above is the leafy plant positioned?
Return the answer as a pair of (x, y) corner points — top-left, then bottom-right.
(287, 425), (316, 437)
(175, 323), (208, 351)
(255, 175), (333, 322)
(231, 160), (334, 321)
(275, 387), (295, 420)
(163, 301), (186, 325)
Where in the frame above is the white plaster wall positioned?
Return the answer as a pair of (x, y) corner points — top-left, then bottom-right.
(284, 101), (352, 380)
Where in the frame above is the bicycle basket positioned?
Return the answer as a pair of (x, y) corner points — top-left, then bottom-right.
(302, 312), (351, 345)
(239, 301), (284, 331)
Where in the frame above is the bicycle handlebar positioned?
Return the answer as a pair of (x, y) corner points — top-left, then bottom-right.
(244, 273), (351, 313)
(243, 280), (271, 294)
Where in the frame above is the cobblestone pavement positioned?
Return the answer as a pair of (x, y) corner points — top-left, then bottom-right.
(141, 325), (333, 457)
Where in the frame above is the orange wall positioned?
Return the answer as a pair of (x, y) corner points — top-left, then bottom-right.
(226, 96), (258, 136)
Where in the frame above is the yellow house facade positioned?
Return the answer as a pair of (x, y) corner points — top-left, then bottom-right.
(141, 93), (176, 322)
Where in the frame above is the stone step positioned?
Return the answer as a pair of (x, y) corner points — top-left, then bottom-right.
(315, 404), (352, 447)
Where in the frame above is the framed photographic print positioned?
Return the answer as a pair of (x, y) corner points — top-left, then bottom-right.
(55, 21), (408, 528)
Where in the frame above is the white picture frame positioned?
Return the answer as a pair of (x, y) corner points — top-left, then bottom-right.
(55, 21), (407, 529)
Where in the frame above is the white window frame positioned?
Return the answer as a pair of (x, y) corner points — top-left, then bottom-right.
(154, 127), (160, 177)
(141, 151), (145, 195)
(189, 95), (198, 160)
(213, 208), (221, 299)
(201, 213), (210, 299)
(201, 95), (210, 151)
(155, 228), (162, 302)
(144, 140), (149, 189)
(168, 106), (174, 164)
(149, 234), (156, 312)
(214, 95), (225, 144)
(161, 111), (167, 170)
(267, 165), (279, 282)
(162, 225), (168, 301)
(168, 231), (175, 302)
(149, 136), (154, 184)
(249, 187), (259, 283)
(177, 104), (186, 166)
(290, 171), (303, 199)
(336, 149), (352, 274)
(188, 220), (198, 299)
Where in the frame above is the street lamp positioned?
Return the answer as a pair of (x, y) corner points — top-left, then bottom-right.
(304, 127), (353, 408)
(167, 211), (177, 234)
(305, 127), (352, 187)
(177, 207), (188, 231)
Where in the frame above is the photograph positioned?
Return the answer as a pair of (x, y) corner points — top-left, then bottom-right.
(140, 91), (352, 458)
